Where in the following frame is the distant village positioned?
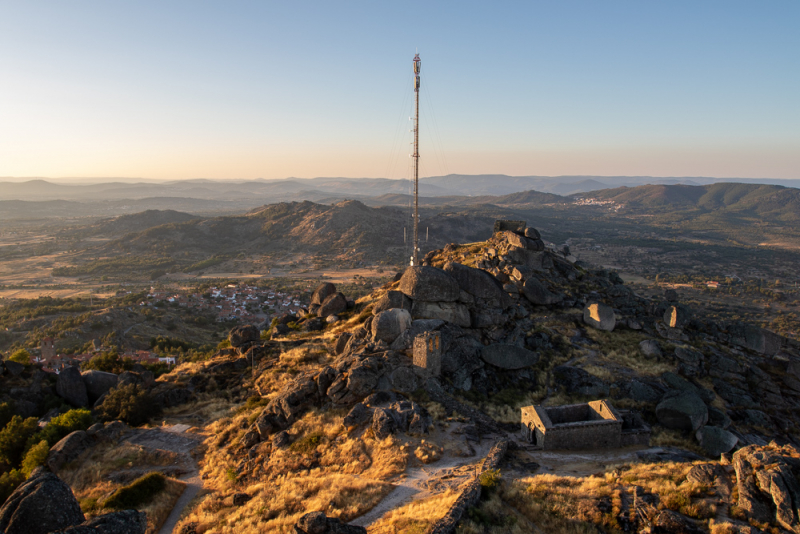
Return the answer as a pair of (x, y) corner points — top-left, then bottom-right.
(35, 283), (308, 374)
(142, 283), (305, 323)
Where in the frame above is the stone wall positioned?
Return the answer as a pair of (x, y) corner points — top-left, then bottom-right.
(427, 440), (509, 534)
(522, 400), (633, 450)
(413, 331), (442, 376)
(539, 420), (623, 450)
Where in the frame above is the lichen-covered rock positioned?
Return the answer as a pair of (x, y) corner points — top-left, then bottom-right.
(398, 266), (460, 302)
(443, 262), (508, 302)
(371, 308), (412, 344)
(56, 366), (89, 408)
(480, 344), (539, 370)
(0, 469), (85, 534)
(583, 302), (616, 331)
(655, 391), (708, 431)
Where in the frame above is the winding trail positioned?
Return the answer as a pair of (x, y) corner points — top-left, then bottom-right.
(158, 467), (202, 534)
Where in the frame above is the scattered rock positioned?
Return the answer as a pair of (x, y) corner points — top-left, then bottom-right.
(524, 227), (541, 239)
(443, 262), (508, 302)
(272, 431), (291, 449)
(655, 391), (708, 431)
(229, 324), (260, 347)
(480, 344), (539, 370)
(639, 339), (662, 358)
(334, 332), (352, 355)
(696, 426), (738, 457)
(0, 469), (85, 534)
(232, 493), (251, 507)
(733, 443), (800, 530)
(56, 366), (89, 408)
(399, 266), (460, 302)
(650, 509), (704, 534)
(583, 302), (616, 331)
(343, 403), (370, 429)
(553, 366), (609, 397)
(372, 408), (396, 440)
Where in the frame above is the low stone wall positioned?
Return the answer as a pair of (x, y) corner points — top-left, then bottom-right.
(426, 439), (509, 534)
(542, 420), (622, 450)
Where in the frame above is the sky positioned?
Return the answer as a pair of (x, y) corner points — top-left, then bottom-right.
(0, 1), (798, 181)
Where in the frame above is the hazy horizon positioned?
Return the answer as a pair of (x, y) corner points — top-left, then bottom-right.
(1, 1), (798, 180)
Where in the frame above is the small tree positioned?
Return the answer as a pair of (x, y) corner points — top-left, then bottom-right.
(96, 384), (160, 427)
(0, 416), (39, 470)
(8, 349), (31, 365)
(21, 440), (49, 477)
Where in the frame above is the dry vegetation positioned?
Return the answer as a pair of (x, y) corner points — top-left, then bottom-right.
(368, 489), (460, 534)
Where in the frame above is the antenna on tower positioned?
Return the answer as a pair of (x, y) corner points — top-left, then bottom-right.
(411, 52), (421, 266)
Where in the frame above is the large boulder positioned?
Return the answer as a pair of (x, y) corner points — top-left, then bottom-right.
(372, 291), (412, 315)
(53, 509), (147, 533)
(674, 346), (705, 377)
(696, 426), (738, 457)
(443, 262), (507, 302)
(522, 278), (563, 306)
(228, 324), (260, 347)
(506, 248), (552, 271)
(371, 309), (412, 344)
(311, 283), (337, 306)
(81, 371), (119, 403)
(317, 292), (347, 318)
(655, 391), (708, 431)
(399, 266), (460, 302)
(583, 302), (616, 331)
(4, 360), (25, 377)
(411, 301), (470, 327)
(47, 430), (93, 471)
(56, 366), (89, 408)
(480, 344), (539, 370)
(0, 469), (85, 534)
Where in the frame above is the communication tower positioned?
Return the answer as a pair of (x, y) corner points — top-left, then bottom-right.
(411, 53), (421, 266)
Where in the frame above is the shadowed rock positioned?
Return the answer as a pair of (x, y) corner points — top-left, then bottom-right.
(371, 308), (412, 344)
(310, 283), (337, 306)
(696, 426), (738, 457)
(52, 509), (147, 533)
(371, 290), (412, 315)
(411, 301), (470, 327)
(317, 292), (347, 318)
(56, 366), (89, 408)
(656, 391), (708, 431)
(522, 278), (562, 306)
(81, 370), (119, 403)
(228, 324), (260, 347)
(583, 302), (616, 331)
(0, 469), (85, 534)
(47, 430), (93, 471)
(480, 344), (538, 370)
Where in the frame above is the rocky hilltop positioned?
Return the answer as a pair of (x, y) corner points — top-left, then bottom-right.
(3, 222), (800, 533)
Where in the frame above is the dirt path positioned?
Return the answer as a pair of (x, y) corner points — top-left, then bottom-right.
(350, 438), (495, 528)
(158, 468), (202, 534)
(124, 425), (205, 534)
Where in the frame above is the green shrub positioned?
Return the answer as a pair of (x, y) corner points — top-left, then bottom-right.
(28, 408), (93, 449)
(21, 440), (49, 477)
(101, 472), (166, 509)
(8, 349), (31, 365)
(0, 469), (24, 504)
(0, 402), (14, 430)
(96, 384), (160, 427)
(82, 352), (133, 374)
(290, 432), (323, 454)
(0, 416), (39, 469)
(479, 468), (502, 489)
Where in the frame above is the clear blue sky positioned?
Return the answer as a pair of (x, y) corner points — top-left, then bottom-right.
(1, 1), (798, 180)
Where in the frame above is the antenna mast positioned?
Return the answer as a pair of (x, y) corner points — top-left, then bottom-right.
(411, 53), (421, 266)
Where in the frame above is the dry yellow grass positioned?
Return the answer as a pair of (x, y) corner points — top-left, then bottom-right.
(141, 477), (186, 534)
(368, 489), (460, 534)
(649, 427), (705, 455)
(177, 474), (392, 534)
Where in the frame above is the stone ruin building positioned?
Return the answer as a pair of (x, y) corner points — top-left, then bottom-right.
(521, 400), (650, 450)
(413, 331), (442, 376)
